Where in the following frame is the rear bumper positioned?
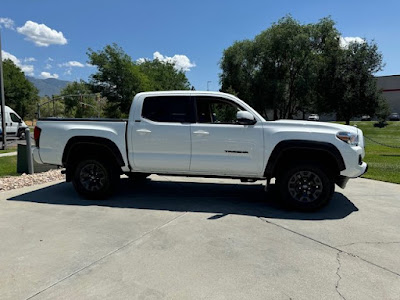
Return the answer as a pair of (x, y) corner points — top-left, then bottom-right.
(32, 147), (43, 164)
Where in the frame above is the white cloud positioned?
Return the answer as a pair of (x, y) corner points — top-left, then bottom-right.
(47, 57), (54, 62)
(17, 21), (67, 47)
(1, 50), (34, 76)
(44, 63), (52, 69)
(153, 51), (196, 71)
(86, 63), (96, 68)
(24, 57), (36, 62)
(40, 71), (59, 79)
(0, 17), (15, 30)
(340, 36), (365, 49)
(64, 69), (72, 76)
(58, 60), (84, 68)
(136, 58), (147, 64)
(137, 51), (196, 71)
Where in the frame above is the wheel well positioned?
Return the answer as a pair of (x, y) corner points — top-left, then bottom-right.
(265, 141), (345, 179)
(63, 137), (124, 181)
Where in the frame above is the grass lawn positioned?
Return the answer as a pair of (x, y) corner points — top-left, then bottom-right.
(0, 148), (17, 154)
(343, 121), (400, 184)
(0, 155), (18, 177)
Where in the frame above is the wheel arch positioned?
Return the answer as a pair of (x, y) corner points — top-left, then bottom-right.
(264, 140), (346, 179)
(62, 136), (125, 181)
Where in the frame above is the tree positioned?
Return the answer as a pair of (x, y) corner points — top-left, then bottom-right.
(3, 59), (39, 118)
(60, 81), (101, 118)
(326, 42), (383, 124)
(138, 59), (190, 90)
(87, 44), (150, 118)
(87, 44), (192, 118)
(220, 16), (383, 122)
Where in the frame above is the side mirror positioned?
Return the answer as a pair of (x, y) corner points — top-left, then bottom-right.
(236, 111), (256, 125)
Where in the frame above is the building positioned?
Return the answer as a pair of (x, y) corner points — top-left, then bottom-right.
(376, 75), (400, 114)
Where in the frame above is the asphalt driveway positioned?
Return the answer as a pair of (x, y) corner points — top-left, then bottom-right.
(0, 176), (399, 299)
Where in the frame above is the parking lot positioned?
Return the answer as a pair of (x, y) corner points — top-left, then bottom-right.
(0, 136), (27, 149)
(1, 176), (399, 299)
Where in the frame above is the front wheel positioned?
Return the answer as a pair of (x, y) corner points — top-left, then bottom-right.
(72, 159), (117, 199)
(277, 163), (334, 211)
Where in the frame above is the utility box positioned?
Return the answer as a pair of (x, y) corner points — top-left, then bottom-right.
(17, 144), (57, 173)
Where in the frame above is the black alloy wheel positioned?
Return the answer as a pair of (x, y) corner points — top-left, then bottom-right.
(278, 163), (334, 211)
(72, 159), (116, 199)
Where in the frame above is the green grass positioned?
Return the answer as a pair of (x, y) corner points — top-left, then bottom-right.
(0, 156), (18, 177)
(0, 148), (17, 154)
(341, 121), (400, 184)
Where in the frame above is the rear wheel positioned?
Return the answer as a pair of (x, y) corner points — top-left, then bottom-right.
(72, 158), (118, 199)
(277, 163), (334, 211)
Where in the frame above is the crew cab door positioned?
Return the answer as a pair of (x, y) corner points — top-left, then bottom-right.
(130, 95), (193, 172)
(190, 96), (264, 176)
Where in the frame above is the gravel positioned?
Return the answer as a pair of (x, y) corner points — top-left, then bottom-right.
(0, 170), (65, 192)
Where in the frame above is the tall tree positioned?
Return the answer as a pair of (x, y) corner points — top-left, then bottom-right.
(3, 59), (39, 118)
(220, 16), (383, 121)
(60, 80), (101, 118)
(329, 42), (383, 124)
(87, 44), (192, 118)
(87, 44), (150, 118)
(138, 59), (190, 90)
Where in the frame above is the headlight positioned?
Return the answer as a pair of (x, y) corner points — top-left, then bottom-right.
(336, 131), (359, 145)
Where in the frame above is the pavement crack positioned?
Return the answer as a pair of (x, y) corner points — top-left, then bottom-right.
(257, 217), (400, 278)
(335, 252), (346, 300)
(336, 241), (400, 248)
(25, 212), (188, 300)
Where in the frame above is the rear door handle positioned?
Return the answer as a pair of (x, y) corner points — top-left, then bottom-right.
(193, 130), (209, 135)
(136, 129), (151, 134)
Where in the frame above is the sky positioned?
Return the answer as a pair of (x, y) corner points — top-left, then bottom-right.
(1, 0), (399, 91)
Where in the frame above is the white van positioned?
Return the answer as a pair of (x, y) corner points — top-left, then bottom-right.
(0, 106), (28, 139)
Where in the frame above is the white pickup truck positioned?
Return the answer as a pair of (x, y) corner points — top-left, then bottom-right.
(33, 91), (367, 210)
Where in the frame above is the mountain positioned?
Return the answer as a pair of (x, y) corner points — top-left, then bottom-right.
(27, 76), (71, 97)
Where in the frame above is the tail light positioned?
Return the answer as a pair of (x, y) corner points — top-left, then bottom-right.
(34, 126), (41, 147)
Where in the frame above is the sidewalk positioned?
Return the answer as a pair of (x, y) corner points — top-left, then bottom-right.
(0, 151), (17, 157)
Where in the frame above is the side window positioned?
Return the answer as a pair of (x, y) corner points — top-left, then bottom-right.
(142, 96), (192, 123)
(196, 97), (243, 124)
(10, 113), (21, 123)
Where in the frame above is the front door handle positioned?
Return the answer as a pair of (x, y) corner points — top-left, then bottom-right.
(193, 130), (209, 135)
(136, 129), (151, 134)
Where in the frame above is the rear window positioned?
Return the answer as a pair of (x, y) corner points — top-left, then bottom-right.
(142, 96), (192, 123)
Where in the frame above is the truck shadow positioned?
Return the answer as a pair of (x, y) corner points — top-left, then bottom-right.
(8, 177), (358, 221)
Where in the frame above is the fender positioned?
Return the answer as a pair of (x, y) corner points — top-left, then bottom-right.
(62, 136), (125, 167)
(264, 140), (346, 177)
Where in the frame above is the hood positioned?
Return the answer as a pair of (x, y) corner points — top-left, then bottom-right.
(268, 119), (359, 134)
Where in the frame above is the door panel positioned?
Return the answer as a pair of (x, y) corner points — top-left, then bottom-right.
(190, 96), (264, 176)
(190, 123), (264, 176)
(130, 95), (192, 172)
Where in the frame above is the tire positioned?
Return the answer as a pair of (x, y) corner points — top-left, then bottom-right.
(128, 173), (150, 181)
(72, 158), (118, 199)
(18, 130), (25, 140)
(277, 163), (334, 211)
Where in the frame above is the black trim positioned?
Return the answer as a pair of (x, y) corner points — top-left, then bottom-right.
(264, 140), (346, 177)
(336, 176), (350, 189)
(39, 118), (127, 122)
(62, 136), (125, 167)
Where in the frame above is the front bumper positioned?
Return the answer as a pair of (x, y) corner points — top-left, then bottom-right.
(336, 162), (368, 189)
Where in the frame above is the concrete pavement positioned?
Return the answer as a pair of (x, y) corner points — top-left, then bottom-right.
(0, 176), (399, 299)
(0, 151), (17, 157)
